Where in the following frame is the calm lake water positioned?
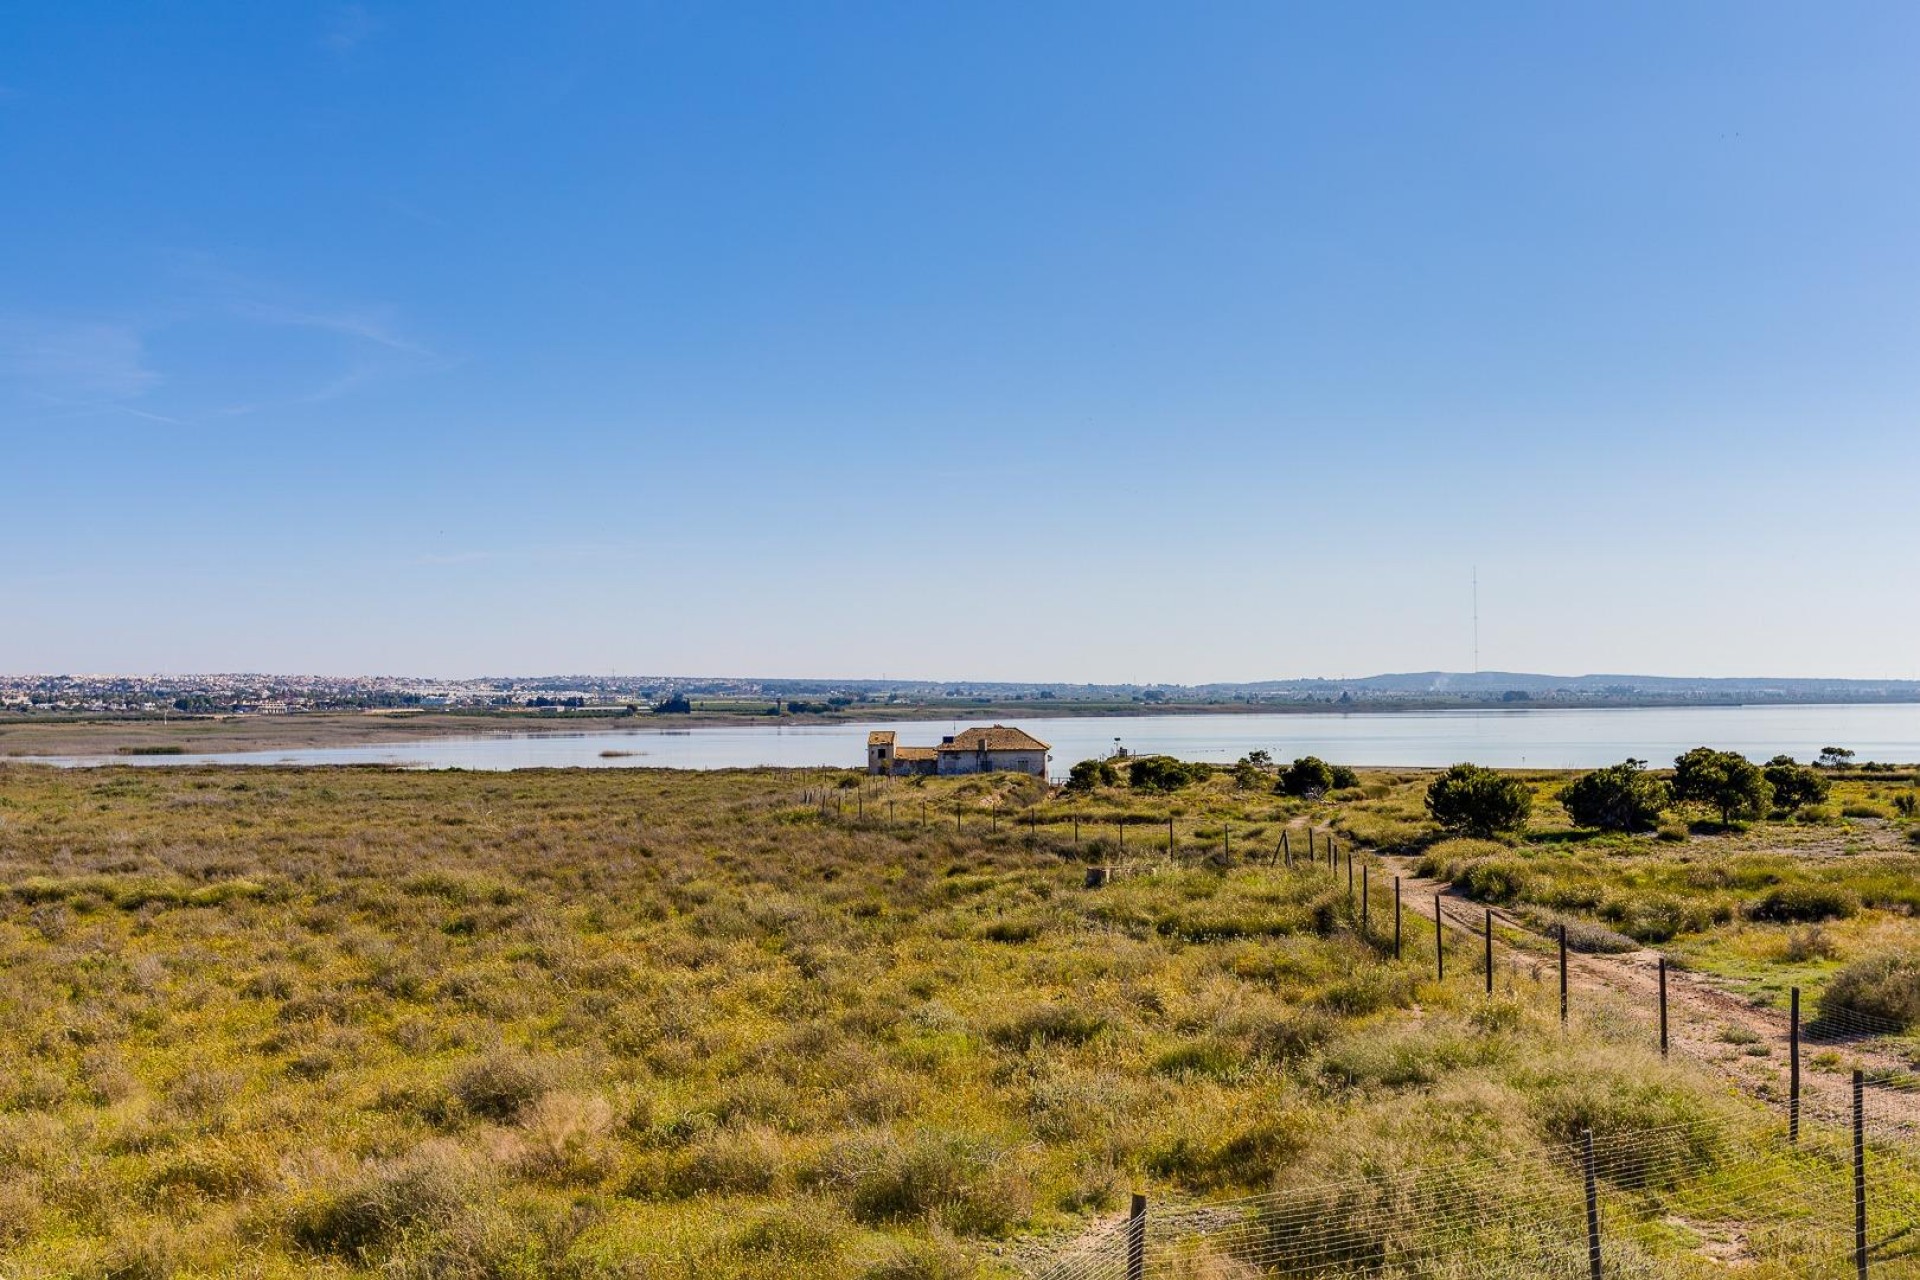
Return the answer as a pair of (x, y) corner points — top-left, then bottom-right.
(23, 704), (1920, 774)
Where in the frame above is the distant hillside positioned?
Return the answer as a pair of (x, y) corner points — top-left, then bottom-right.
(1207, 671), (1920, 699)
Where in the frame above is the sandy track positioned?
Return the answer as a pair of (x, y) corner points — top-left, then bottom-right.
(1376, 851), (1918, 1137)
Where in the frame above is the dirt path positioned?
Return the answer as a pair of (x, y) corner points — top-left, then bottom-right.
(1375, 851), (1920, 1138)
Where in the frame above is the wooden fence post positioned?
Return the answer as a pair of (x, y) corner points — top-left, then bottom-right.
(1167, 814), (1174, 854)
(1282, 830), (1291, 867)
(1393, 876), (1402, 960)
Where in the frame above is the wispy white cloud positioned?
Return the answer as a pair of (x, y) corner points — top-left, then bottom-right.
(322, 5), (382, 54)
(228, 299), (432, 358)
(4, 255), (443, 425)
(0, 318), (159, 403)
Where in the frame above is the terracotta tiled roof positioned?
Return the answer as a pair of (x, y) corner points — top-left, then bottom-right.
(935, 725), (1051, 753)
(893, 746), (938, 761)
(867, 731), (897, 746)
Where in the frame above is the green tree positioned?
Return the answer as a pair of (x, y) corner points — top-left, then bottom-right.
(1559, 759), (1671, 831)
(1671, 748), (1771, 824)
(1328, 763), (1360, 790)
(1425, 763), (1533, 836)
(1066, 758), (1120, 792)
(1818, 746), (1856, 769)
(1277, 756), (1335, 797)
(1763, 755), (1830, 811)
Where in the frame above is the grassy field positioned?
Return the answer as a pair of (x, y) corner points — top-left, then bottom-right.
(0, 762), (1913, 1278)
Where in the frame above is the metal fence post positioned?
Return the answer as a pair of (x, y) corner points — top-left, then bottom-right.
(1393, 876), (1402, 960)
(1789, 987), (1801, 1143)
(1361, 863), (1369, 940)
(1559, 924), (1569, 1025)
(1484, 908), (1493, 995)
(1128, 1192), (1147, 1280)
(1583, 1128), (1602, 1280)
(1853, 1070), (1867, 1280)
(1434, 894), (1444, 981)
(1658, 957), (1668, 1057)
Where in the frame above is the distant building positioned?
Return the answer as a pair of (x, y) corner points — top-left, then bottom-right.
(867, 725), (1051, 778)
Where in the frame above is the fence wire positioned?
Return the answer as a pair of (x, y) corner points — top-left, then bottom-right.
(1029, 907), (1920, 1280)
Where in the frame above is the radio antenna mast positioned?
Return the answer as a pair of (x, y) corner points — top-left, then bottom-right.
(1472, 566), (1480, 674)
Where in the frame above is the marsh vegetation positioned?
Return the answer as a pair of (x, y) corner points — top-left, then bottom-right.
(0, 759), (1913, 1277)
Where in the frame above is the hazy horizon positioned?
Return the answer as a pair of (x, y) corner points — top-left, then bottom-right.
(10, 667), (1920, 690)
(6, 4), (1918, 681)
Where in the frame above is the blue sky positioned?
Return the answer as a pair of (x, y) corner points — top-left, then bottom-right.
(4, 3), (1917, 681)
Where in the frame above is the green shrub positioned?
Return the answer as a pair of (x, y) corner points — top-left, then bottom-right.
(1524, 1061), (1725, 1188)
(667, 1126), (786, 1196)
(1144, 1116), (1304, 1191)
(1314, 965), (1418, 1016)
(1597, 894), (1702, 944)
(1425, 764), (1533, 837)
(1278, 757), (1335, 797)
(288, 1142), (476, 1260)
(444, 1051), (554, 1121)
(987, 1004), (1108, 1049)
(1763, 756), (1830, 812)
(1127, 756), (1210, 791)
(1533, 913), (1637, 954)
(732, 1202), (845, 1262)
(1821, 953), (1920, 1028)
(1151, 1038), (1243, 1080)
(1065, 759), (1119, 792)
(1559, 760), (1671, 832)
(860, 1233), (981, 1280)
(1749, 883), (1858, 923)
(1240, 1008), (1338, 1063)
(818, 1131), (1031, 1236)
(1458, 858), (1531, 904)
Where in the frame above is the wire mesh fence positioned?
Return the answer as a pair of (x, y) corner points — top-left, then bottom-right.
(1027, 863), (1920, 1279)
(1032, 1101), (1920, 1279)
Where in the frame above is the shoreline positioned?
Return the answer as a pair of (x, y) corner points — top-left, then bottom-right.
(7, 698), (1920, 758)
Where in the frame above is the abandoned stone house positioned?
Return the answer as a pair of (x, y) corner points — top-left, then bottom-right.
(866, 725), (1051, 778)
